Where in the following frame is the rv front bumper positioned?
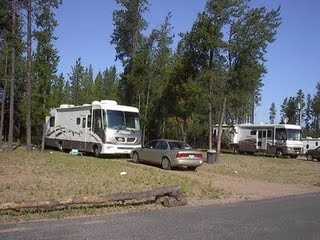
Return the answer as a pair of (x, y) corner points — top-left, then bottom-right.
(101, 144), (142, 155)
(285, 147), (302, 155)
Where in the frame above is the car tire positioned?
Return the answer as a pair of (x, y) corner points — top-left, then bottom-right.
(187, 166), (197, 171)
(306, 154), (313, 161)
(132, 152), (140, 163)
(161, 157), (171, 170)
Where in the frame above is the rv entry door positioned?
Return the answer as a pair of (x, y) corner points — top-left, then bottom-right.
(257, 130), (268, 150)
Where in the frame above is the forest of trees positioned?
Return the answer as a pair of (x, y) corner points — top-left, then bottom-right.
(269, 84), (320, 138)
(1, 0), (317, 157)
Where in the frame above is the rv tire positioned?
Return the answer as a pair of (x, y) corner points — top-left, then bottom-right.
(132, 152), (140, 163)
(93, 145), (100, 158)
(275, 149), (283, 158)
(57, 142), (63, 151)
(233, 146), (240, 154)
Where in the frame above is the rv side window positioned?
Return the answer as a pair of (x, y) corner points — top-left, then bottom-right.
(76, 118), (81, 125)
(267, 130), (272, 138)
(82, 118), (86, 128)
(250, 131), (256, 135)
(49, 117), (55, 127)
(87, 115), (91, 128)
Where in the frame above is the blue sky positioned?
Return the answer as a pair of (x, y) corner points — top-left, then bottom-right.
(55, 0), (320, 123)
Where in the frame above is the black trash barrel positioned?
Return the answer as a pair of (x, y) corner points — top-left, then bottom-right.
(207, 150), (217, 164)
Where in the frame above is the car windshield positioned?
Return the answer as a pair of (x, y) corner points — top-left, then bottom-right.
(106, 110), (140, 131)
(168, 141), (192, 150)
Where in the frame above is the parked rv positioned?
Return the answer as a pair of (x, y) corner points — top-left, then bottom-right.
(215, 123), (303, 158)
(45, 100), (141, 156)
(302, 137), (320, 154)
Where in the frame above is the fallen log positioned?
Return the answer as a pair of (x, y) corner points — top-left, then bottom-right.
(0, 186), (187, 212)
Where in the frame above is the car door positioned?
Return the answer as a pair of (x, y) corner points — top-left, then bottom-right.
(315, 147), (320, 159)
(139, 140), (158, 163)
(154, 140), (169, 164)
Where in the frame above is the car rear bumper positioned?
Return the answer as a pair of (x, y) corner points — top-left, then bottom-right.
(174, 159), (204, 167)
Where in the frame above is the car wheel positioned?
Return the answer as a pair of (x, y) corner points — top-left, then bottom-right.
(161, 157), (171, 170)
(187, 166), (197, 171)
(275, 149), (283, 158)
(132, 152), (140, 163)
(306, 154), (313, 161)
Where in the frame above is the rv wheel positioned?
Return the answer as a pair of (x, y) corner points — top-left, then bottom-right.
(57, 142), (63, 151)
(93, 146), (100, 157)
(132, 152), (140, 163)
(233, 146), (240, 154)
(275, 149), (283, 158)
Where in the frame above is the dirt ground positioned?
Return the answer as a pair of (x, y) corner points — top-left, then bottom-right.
(213, 174), (320, 200)
(167, 169), (320, 206)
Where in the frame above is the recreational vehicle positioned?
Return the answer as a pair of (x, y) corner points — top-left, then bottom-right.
(216, 123), (303, 158)
(302, 137), (320, 154)
(45, 100), (141, 156)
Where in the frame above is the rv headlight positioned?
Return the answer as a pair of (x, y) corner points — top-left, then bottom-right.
(116, 137), (125, 142)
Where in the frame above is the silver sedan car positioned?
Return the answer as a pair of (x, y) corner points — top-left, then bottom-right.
(131, 139), (205, 170)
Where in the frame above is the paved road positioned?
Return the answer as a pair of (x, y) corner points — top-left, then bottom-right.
(1, 193), (320, 240)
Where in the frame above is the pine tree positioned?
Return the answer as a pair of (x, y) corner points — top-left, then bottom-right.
(68, 58), (85, 105)
(111, 0), (149, 105)
(32, 0), (61, 148)
(269, 102), (276, 124)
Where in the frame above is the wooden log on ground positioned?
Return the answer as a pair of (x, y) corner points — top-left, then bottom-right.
(0, 186), (187, 212)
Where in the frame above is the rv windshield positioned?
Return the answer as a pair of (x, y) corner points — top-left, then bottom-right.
(106, 110), (140, 131)
(275, 128), (301, 141)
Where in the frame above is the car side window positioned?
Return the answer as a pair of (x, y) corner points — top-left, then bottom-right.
(156, 141), (168, 150)
(145, 140), (158, 149)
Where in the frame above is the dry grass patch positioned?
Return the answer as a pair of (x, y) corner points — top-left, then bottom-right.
(205, 154), (320, 185)
(0, 148), (227, 222)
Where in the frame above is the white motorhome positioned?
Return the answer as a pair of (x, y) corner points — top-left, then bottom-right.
(215, 123), (303, 158)
(302, 137), (320, 154)
(45, 100), (141, 156)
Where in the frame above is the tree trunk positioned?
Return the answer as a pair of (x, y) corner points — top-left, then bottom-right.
(208, 102), (212, 150)
(41, 121), (46, 151)
(26, 0), (32, 151)
(0, 57), (8, 150)
(142, 78), (151, 144)
(216, 96), (227, 162)
(8, 0), (16, 150)
(0, 186), (187, 211)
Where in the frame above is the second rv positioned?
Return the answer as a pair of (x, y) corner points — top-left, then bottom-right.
(217, 123), (303, 158)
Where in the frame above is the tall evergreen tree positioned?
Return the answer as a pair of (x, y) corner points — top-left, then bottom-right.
(68, 58), (85, 105)
(111, 0), (149, 105)
(296, 89), (305, 126)
(311, 82), (320, 135)
(32, 0), (61, 148)
(269, 102), (276, 124)
(304, 93), (312, 136)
